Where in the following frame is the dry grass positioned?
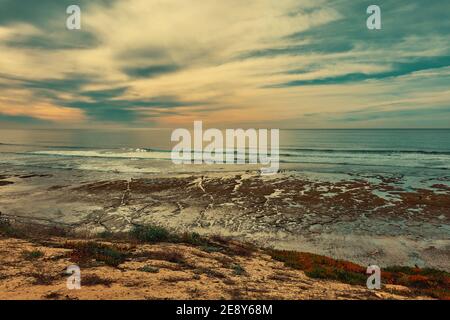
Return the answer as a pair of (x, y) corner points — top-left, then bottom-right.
(0, 220), (68, 239)
(193, 267), (227, 279)
(44, 292), (62, 299)
(30, 272), (61, 285)
(137, 250), (185, 264)
(82, 274), (113, 287)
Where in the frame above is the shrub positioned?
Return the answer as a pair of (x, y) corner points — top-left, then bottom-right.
(131, 225), (171, 243)
(0, 220), (68, 239)
(195, 267), (227, 279)
(138, 265), (159, 273)
(225, 242), (255, 257)
(269, 249), (450, 299)
(270, 249), (367, 286)
(231, 264), (246, 276)
(44, 292), (61, 300)
(66, 241), (127, 267)
(98, 231), (114, 239)
(201, 245), (222, 253)
(31, 272), (59, 285)
(335, 269), (367, 285)
(383, 265), (450, 298)
(142, 250), (185, 264)
(82, 274), (113, 287)
(180, 232), (205, 246)
(0, 220), (21, 237)
(22, 250), (44, 260)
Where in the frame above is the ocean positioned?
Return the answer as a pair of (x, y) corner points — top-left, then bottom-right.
(0, 129), (449, 176)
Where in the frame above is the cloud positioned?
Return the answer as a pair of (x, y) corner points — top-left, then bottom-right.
(273, 55), (450, 87)
(0, 0), (448, 128)
(123, 65), (180, 79)
(0, 90), (86, 122)
(338, 106), (450, 123)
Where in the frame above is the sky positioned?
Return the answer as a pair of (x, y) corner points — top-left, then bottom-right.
(0, 0), (449, 129)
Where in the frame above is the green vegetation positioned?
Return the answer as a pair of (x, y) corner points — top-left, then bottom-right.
(383, 266), (450, 299)
(0, 220), (22, 237)
(131, 225), (172, 243)
(22, 250), (44, 261)
(65, 241), (128, 267)
(231, 263), (246, 276)
(201, 245), (222, 253)
(138, 265), (159, 273)
(180, 232), (204, 246)
(269, 249), (450, 299)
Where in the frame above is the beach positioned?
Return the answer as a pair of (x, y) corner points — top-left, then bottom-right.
(1, 165), (449, 271)
(0, 128), (449, 272)
(0, 129), (449, 300)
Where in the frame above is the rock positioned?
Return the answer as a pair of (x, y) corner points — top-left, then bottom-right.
(309, 224), (323, 233)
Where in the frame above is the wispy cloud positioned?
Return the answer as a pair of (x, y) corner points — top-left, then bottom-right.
(0, 0), (448, 128)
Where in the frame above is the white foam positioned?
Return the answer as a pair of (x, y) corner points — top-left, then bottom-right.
(32, 150), (173, 160)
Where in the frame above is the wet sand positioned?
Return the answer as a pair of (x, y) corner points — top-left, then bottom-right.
(0, 167), (449, 271)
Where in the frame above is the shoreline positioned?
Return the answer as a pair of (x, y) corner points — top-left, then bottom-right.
(0, 168), (449, 271)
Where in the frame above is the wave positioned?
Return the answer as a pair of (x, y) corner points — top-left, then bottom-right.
(0, 142), (93, 149)
(29, 147), (450, 158)
(30, 150), (173, 160)
(278, 159), (449, 170)
(279, 147), (450, 156)
(17, 147), (447, 170)
(2, 141), (450, 155)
